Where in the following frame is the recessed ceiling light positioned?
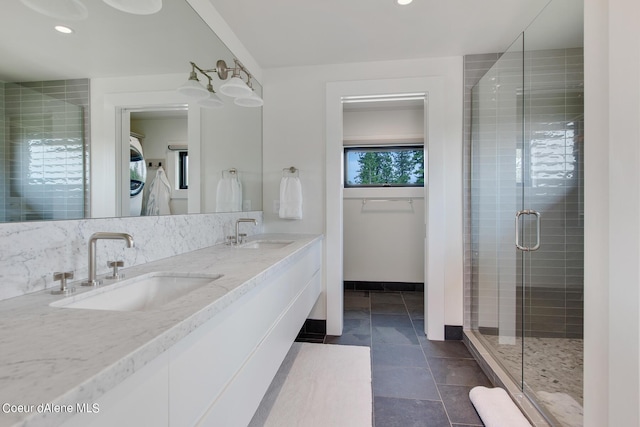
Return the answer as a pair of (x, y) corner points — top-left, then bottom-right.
(54, 25), (74, 34)
(396, 0), (413, 5)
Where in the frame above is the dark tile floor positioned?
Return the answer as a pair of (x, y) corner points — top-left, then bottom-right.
(325, 290), (490, 427)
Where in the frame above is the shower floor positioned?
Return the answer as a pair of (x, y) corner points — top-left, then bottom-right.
(481, 334), (583, 426)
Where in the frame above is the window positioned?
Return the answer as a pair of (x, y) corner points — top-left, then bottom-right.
(344, 145), (424, 187)
(178, 151), (188, 189)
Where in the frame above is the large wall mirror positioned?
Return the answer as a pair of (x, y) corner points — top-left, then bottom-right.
(0, 0), (262, 222)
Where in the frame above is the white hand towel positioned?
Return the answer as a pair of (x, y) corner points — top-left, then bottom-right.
(279, 176), (303, 219)
(144, 166), (172, 216)
(216, 175), (243, 212)
(469, 386), (532, 427)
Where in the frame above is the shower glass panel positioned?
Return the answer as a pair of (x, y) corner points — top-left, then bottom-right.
(470, 0), (584, 425)
(522, 0), (584, 421)
(470, 33), (525, 388)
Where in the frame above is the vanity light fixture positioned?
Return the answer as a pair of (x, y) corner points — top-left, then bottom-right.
(178, 58), (263, 108)
(102, 0), (162, 15)
(216, 59), (263, 106)
(198, 74), (224, 109)
(216, 60), (253, 98)
(396, 0), (413, 5)
(234, 91), (264, 108)
(177, 62), (210, 99)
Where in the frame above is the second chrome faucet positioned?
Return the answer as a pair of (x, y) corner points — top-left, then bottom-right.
(235, 218), (257, 245)
(82, 232), (134, 286)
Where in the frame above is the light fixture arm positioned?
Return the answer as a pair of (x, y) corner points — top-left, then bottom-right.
(189, 58), (256, 90)
(210, 59), (254, 87)
(190, 61), (212, 84)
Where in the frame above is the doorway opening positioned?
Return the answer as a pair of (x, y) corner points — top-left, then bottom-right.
(325, 75), (460, 340)
(342, 95), (426, 294)
(117, 105), (189, 217)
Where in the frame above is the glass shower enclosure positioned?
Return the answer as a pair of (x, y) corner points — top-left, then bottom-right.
(469, 1), (584, 425)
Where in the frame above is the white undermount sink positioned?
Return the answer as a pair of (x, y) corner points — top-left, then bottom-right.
(50, 272), (223, 312)
(239, 240), (294, 249)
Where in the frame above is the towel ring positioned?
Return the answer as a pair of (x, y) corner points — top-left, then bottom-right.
(222, 168), (238, 178)
(282, 166), (299, 177)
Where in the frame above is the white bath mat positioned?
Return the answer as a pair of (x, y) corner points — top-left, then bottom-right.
(469, 386), (532, 427)
(249, 343), (372, 427)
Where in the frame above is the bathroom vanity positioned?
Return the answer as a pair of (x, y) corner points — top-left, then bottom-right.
(0, 234), (322, 427)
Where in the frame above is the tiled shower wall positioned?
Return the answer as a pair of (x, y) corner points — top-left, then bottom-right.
(464, 49), (584, 339)
(1, 79), (90, 222)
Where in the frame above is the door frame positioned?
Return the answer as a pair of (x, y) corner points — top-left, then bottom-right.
(97, 90), (201, 218)
(326, 76), (454, 340)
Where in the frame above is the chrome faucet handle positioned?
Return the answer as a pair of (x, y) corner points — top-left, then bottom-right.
(238, 233), (247, 244)
(106, 261), (125, 280)
(51, 271), (76, 295)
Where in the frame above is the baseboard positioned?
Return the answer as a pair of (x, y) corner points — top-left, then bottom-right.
(344, 281), (424, 292)
(445, 325), (463, 340)
(295, 319), (326, 343)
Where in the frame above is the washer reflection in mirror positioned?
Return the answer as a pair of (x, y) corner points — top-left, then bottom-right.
(129, 135), (147, 216)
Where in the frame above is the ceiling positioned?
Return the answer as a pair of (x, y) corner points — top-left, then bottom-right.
(208, 0), (553, 69)
(0, 0), (581, 84)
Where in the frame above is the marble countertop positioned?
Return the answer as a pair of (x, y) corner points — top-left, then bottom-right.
(0, 233), (322, 427)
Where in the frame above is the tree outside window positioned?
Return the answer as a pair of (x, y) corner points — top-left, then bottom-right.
(344, 146), (424, 187)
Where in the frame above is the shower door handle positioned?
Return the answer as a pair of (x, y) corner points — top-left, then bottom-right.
(515, 210), (541, 252)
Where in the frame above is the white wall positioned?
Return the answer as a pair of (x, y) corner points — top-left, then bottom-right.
(584, 0), (640, 425)
(200, 103), (262, 214)
(343, 191), (425, 283)
(343, 108), (424, 143)
(262, 56), (463, 333)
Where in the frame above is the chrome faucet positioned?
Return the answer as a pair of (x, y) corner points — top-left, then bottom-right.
(235, 218), (257, 245)
(82, 232), (134, 286)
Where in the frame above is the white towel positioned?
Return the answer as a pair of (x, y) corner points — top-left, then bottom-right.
(469, 386), (532, 427)
(216, 175), (242, 212)
(279, 176), (302, 219)
(144, 166), (172, 216)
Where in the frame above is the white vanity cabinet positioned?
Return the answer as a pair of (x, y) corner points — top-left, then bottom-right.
(61, 352), (170, 427)
(60, 238), (322, 427)
(169, 241), (322, 426)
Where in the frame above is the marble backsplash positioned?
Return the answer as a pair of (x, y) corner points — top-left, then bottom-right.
(0, 212), (263, 301)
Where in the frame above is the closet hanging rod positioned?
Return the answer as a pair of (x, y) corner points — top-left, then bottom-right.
(362, 198), (413, 205)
